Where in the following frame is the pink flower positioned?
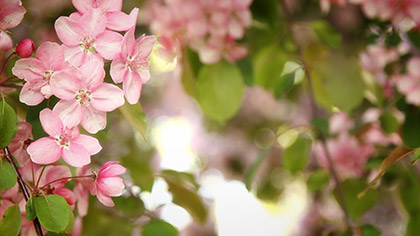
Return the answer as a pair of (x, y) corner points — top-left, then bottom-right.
(35, 165), (76, 206)
(0, 0), (26, 51)
(27, 109), (102, 167)
(55, 8), (123, 66)
(16, 38), (35, 58)
(74, 166), (92, 217)
(8, 121), (32, 166)
(12, 41), (76, 106)
(110, 28), (156, 104)
(90, 161), (126, 207)
(72, 0), (139, 31)
(51, 59), (124, 133)
(313, 134), (373, 179)
(394, 57), (420, 105)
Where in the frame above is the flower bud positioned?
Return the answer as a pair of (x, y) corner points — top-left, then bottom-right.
(16, 38), (35, 58)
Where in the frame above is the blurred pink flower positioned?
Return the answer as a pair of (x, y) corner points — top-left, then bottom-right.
(8, 121), (32, 166)
(51, 59), (124, 133)
(110, 28), (156, 104)
(36, 165), (76, 206)
(12, 41), (76, 105)
(90, 161), (126, 207)
(394, 57), (420, 105)
(27, 109), (102, 167)
(0, 0), (26, 51)
(72, 0), (139, 31)
(313, 134), (373, 179)
(55, 8), (122, 66)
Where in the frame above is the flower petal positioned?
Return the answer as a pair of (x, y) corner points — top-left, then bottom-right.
(74, 134), (102, 155)
(106, 8), (138, 31)
(12, 58), (45, 82)
(40, 108), (63, 137)
(134, 35), (156, 59)
(27, 137), (61, 165)
(110, 56), (127, 83)
(95, 31), (123, 60)
(19, 82), (45, 106)
(55, 16), (84, 46)
(0, 31), (13, 51)
(81, 8), (107, 39)
(63, 142), (91, 167)
(123, 71), (142, 104)
(53, 100), (82, 128)
(79, 59), (105, 89)
(96, 191), (115, 207)
(91, 83), (124, 111)
(80, 106), (107, 134)
(50, 71), (81, 100)
(97, 177), (124, 196)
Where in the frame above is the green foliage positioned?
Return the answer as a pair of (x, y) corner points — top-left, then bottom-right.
(181, 52), (198, 98)
(0, 160), (17, 190)
(311, 117), (329, 136)
(340, 179), (377, 220)
(122, 151), (154, 192)
(282, 136), (311, 175)
(0, 100), (18, 149)
(312, 55), (365, 112)
(244, 149), (270, 190)
(119, 102), (148, 139)
(407, 30), (420, 49)
(196, 60), (244, 123)
(142, 219), (178, 236)
(113, 195), (145, 217)
(237, 56), (254, 86)
(253, 44), (287, 89)
(307, 171), (329, 192)
(0, 205), (21, 236)
(34, 195), (71, 232)
(26, 197), (36, 221)
(311, 21), (342, 48)
(160, 170), (208, 223)
(361, 224), (381, 236)
(402, 107), (420, 148)
(379, 111), (399, 134)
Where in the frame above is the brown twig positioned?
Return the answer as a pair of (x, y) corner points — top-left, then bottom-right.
(4, 147), (44, 236)
(279, 1), (354, 234)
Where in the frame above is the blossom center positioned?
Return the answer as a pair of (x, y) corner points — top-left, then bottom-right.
(80, 37), (96, 53)
(75, 89), (92, 105)
(55, 136), (70, 148)
(43, 70), (54, 81)
(125, 56), (148, 71)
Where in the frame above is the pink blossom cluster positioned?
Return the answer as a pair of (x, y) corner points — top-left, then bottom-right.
(0, 0), (155, 233)
(313, 111), (400, 179)
(393, 57), (420, 105)
(143, 0), (252, 64)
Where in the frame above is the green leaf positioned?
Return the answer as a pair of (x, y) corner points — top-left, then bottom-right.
(26, 197), (36, 221)
(407, 30), (420, 49)
(361, 224), (381, 236)
(402, 107), (420, 148)
(282, 136), (311, 175)
(119, 102), (147, 140)
(311, 21), (342, 48)
(122, 153), (154, 192)
(307, 171), (329, 192)
(0, 100), (18, 149)
(311, 117), (329, 136)
(181, 51), (198, 98)
(160, 170), (208, 223)
(379, 111), (399, 134)
(196, 60), (244, 123)
(274, 73), (294, 98)
(237, 56), (254, 86)
(113, 196), (145, 217)
(142, 219), (178, 236)
(0, 160), (17, 190)
(340, 179), (377, 220)
(385, 32), (401, 47)
(34, 195), (70, 232)
(253, 44), (287, 89)
(312, 55), (365, 112)
(244, 149), (270, 190)
(0, 205), (21, 236)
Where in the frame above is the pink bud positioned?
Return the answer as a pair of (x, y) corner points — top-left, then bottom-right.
(16, 38), (35, 58)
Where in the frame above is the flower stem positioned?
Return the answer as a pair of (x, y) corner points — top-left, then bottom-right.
(3, 147), (44, 236)
(40, 174), (95, 189)
(279, 1), (354, 234)
(0, 52), (16, 76)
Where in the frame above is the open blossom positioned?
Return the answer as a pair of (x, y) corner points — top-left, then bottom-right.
(35, 165), (76, 206)
(27, 109), (102, 167)
(90, 161), (126, 207)
(110, 28), (156, 104)
(8, 121), (32, 166)
(55, 8), (123, 66)
(51, 60), (124, 133)
(12, 41), (76, 106)
(72, 0), (138, 31)
(394, 57), (420, 105)
(0, 0), (26, 51)
(313, 134), (374, 179)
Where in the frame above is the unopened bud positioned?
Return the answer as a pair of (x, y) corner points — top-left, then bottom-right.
(16, 38), (35, 58)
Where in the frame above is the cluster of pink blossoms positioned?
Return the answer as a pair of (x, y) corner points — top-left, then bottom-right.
(313, 111), (400, 179)
(143, 0), (252, 64)
(1, 0), (156, 234)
